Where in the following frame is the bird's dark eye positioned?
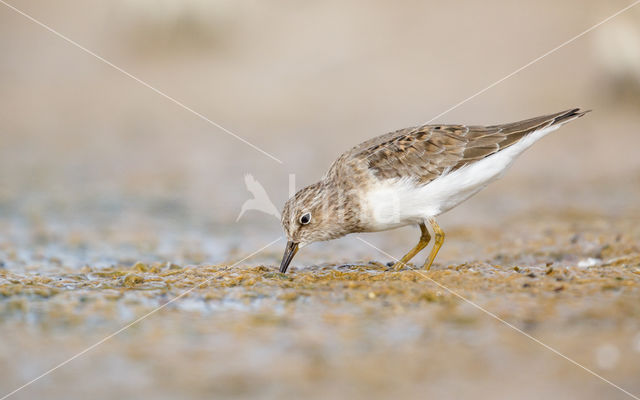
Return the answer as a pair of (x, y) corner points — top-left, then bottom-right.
(299, 212), (311, 225)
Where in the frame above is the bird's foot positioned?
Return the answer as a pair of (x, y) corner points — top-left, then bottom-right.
(391, 261), (409, 271)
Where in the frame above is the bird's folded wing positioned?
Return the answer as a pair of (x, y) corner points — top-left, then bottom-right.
(351, 108), (587, 184)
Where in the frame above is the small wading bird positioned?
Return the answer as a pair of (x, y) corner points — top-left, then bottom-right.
(279, 109), (589, 273)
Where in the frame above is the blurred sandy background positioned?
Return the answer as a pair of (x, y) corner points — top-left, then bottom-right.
(1, 0), (640, 399)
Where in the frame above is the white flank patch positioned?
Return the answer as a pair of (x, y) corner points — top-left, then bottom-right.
(364, 124), (561, 231)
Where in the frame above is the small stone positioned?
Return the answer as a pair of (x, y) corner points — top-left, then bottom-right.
(577, 258), (600, 268)
(166, 262), (182, 270)
(123, 274), (144, 287)
(132, 262), (148, 272)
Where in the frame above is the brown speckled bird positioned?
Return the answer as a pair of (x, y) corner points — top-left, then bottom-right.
(279, 109), (589, 273)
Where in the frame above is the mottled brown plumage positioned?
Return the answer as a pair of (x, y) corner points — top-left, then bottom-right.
(334, 108), (588, 185)
(280, 109), (589, 273)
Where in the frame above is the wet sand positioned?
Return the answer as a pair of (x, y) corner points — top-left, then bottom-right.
(1, 209), (639, 400)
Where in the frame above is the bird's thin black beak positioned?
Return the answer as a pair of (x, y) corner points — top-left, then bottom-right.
(279, 241), (299, 273)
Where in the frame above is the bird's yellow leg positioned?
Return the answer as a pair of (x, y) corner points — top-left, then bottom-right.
(392, 223), (430, 270)
(423, 218), (444, 270)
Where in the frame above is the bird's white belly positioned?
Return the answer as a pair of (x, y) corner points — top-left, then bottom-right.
(362, 125), (559, 231)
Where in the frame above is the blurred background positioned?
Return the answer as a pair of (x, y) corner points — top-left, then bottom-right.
(1, 0), (640, 399)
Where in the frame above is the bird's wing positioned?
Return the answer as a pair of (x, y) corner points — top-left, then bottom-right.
(348, 108), (588, 184)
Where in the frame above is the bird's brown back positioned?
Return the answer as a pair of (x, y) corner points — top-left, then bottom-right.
(327, 108), (588, 185)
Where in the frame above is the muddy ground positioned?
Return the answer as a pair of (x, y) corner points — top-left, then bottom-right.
(1, 205), (639, 400)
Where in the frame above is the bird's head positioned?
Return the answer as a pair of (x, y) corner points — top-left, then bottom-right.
(279, 181), (360, 273)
